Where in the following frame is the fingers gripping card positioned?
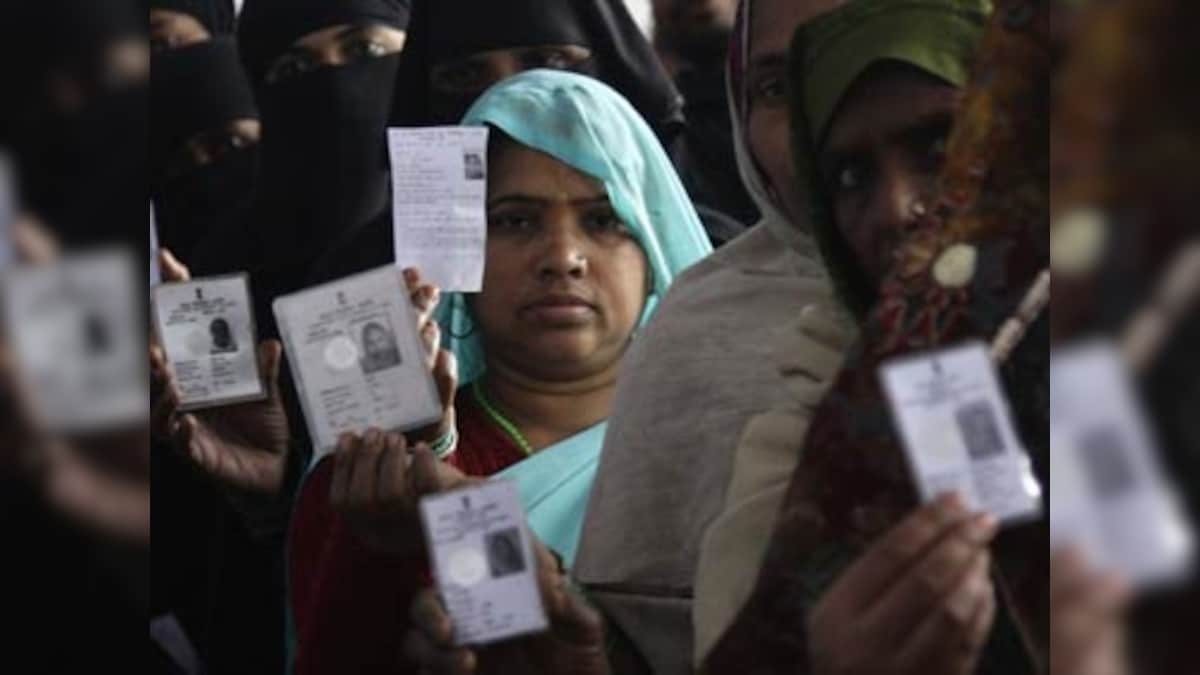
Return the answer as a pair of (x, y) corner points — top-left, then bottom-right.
(152, 273), (265, 411)
(420, 480), (549, 646)
(880, 341), (1042, 525)
(273, 265), (442, 457)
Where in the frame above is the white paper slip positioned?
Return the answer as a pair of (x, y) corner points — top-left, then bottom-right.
(420, 480), (549, 646)
(1, 247), (146, 432)
(1050, 340), (1194, 589)
(880, 340), (1042, 525)
(149, 202), (161, 287)
(388, 126), (489, 292)
(273, 265), (443, 457)
(152, 274), (265, 411)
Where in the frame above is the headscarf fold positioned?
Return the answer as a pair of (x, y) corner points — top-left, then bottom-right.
(390, 0), (684, 137)
(437, 68), (713, 386)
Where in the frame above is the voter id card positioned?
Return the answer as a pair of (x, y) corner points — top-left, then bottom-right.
(880, 340), (1042, 525)
(420, 480), (548, 646)
(1050, 340), (1194, 589)
(273, 265), (443, 458)
(151, 273), (265, 411)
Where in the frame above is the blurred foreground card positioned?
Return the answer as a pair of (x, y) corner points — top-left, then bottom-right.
(1, 247), (146, 432)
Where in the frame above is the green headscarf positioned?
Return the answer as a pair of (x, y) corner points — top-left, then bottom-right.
(788, 0), (991, 317)
(437, 68), (713, 385)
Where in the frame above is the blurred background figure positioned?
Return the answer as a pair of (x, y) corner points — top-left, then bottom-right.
(653, 0), (758, 228)
(0, 0), (146, 248)
(1051, 0), (1200, 672)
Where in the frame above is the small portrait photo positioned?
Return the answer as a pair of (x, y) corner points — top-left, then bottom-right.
(358, 319), (402, 374)
(209, 317), (239, 354)
(485, 527), (526, 579)
(82, 311), (114, 356)
(463, 152), (485, 181)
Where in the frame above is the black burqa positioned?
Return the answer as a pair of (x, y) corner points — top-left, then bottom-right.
(237, 0), (411, 330)
(0, 0), (146, 248)
(158, 4), (410, 673)
(149, 39), (267, 675)
(150, 35), (259, 272)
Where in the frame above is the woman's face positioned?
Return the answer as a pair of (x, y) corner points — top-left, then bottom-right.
(473, 140), (648, 383)
(363, 325), (392, 355)
(743, 0), (843, 219)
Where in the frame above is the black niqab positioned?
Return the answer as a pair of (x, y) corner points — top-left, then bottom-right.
(151, 36), (259, 268)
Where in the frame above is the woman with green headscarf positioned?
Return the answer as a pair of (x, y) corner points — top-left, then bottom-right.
(695, 1), (1051, 673)
(283, 69), (712, 674)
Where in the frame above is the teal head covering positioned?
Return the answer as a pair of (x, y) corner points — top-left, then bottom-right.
(788, 0), (991, 318)
(437, 68), (713, 385)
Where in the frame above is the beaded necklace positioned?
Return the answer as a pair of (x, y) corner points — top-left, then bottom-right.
(472, 379), (535, 456)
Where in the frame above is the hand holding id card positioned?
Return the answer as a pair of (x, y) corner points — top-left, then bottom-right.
(273, 265), (442, 458)
(420, 480), (548, 646)
(880, 341), (1042, 526)
(151, 273), (265, 411)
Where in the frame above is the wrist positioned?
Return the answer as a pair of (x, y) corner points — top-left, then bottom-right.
(428, 427), (458, 459)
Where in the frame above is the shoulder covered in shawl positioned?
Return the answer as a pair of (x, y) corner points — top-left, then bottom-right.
(571, 222), (836, 672)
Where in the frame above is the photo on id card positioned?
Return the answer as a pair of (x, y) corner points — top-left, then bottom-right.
(879, 340), (1042, 525)
(272, 265), (442, 457)
(151, 273), (265, 411)
(420, 480), (548, 646)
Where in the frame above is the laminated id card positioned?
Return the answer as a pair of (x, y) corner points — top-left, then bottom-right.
(151, 273), (265, 411)
(880, 340), (1042, 525)
(1050, 340), (1194, 589)
(273, 265), (442, 457)
(420, 480), (548, 646)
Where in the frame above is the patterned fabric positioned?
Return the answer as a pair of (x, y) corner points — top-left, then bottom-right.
(706, 1), (1051, 672)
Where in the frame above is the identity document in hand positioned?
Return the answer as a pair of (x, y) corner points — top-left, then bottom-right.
(420, 480), (548, 646)
(152, 273), (265, 411)
(1051, 340), (1194, 589)
(880, 341), (1043, 526)
(1, 247), (146, 432)
(273, 265), (443, 458)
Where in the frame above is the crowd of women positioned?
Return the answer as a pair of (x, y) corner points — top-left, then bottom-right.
(0, 0), (1196, 673)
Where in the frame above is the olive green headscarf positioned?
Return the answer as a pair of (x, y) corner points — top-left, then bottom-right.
(788, 0), (992, 317)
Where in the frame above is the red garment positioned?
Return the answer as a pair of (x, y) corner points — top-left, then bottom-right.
(289, 386), (527, 674)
